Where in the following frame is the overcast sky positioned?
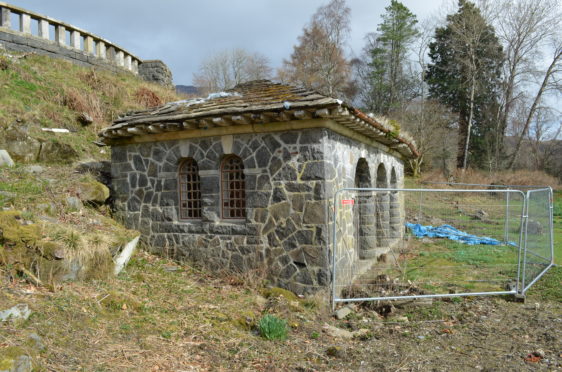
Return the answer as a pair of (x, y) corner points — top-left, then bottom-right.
(12, 0), (443, 85)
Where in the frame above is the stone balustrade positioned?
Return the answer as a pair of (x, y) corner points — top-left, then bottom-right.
(0, 2), (140, 74)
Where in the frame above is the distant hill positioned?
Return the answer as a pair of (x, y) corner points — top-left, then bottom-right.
(176, 85), (200, 96)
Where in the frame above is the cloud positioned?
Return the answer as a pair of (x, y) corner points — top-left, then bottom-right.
(12, 0), (439, 84)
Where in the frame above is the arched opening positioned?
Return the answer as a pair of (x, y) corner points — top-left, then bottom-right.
(354, 159), (376, 259)
(389, 167), (400, 240)
(376, 163), (389, 248)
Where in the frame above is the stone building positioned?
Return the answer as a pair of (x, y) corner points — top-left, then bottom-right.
(99, 80), (418, 294)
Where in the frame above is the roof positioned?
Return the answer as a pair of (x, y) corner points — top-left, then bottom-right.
(98, 80), (419, 159)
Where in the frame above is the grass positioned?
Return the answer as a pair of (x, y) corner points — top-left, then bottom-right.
(0, 251), (326, 370)
(258, 314), (288, 340)
(363, 179), (558, 296)
(0, 53), (181, 162)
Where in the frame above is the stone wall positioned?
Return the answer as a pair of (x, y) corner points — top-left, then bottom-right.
(112, 129), (333, 294)
(138, 60), (173, 88)
(322, 131), (404, 291)
(0, 3), (172, 86)
(110, 127), (404, 294)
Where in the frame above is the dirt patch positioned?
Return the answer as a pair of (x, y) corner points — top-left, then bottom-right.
(0, 252), (560, 371)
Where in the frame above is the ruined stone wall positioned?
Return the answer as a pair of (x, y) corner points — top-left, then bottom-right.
(111, 128), (332, 294)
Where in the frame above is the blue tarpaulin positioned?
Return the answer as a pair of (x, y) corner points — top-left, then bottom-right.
(406, 223), (512, 246)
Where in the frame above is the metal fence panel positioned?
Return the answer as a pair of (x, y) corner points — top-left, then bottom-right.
(521, 188), (554, 294)
(332, 187), (539, 305)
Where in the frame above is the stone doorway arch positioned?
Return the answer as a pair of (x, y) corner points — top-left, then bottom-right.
(376, 163), (389, 248)
(354, 158), (377, 259)
(389, 167), (401, 240)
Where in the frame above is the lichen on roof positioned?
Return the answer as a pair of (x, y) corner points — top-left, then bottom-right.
(99, 80), (419, 159)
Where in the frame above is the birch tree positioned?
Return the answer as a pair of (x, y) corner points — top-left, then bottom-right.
(278, 0), (352, 98)
(491, 0), (561, 169)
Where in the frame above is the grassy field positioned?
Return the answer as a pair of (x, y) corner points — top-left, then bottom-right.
(345, 183), (560, 298)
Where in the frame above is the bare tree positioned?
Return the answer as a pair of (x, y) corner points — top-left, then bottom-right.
(396, 100), (457, 177)
(193, 48), (272, 93)
(278, 0), (352, 98)
(508, 41), (562, 168)
(486, 0), (562, 169)
(528, 108), (562, 171)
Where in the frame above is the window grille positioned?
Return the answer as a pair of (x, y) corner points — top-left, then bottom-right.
(178, 158), (202, 219)
(221, 155), (246, 219)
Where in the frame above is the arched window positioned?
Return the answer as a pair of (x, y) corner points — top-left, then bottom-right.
(221, 155), (246, 219)
(178, 158), (202, 219)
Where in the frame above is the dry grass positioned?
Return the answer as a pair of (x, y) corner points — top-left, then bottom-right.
(1, 249), (560, 371)
(0, 52), (182, 162)
(0, 251), (325, 371)
(134, 87), (163, 108)
(422, 168), (560, 189)
(63, 87), (104, 122)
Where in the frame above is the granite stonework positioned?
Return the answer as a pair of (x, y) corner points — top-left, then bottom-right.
(323, 131), (404, 290)
(111, 128), (403, 294)
(138, 60), (173, 88)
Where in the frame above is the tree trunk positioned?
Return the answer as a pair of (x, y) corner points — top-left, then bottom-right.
(508, 47), (561, 169)
(461, 74), (477, 169)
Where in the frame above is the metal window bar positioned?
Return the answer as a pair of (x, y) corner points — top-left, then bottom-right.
(331, 186), (554, 309)
(178, 159), (202, 219)
(221, 156), (246, 219)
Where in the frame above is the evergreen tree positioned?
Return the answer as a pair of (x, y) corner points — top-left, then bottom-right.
(365, 0), (418, 114)
(426, 0), (503, 169)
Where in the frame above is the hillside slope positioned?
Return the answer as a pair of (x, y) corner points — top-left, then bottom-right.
(0, 51), (180, 163)
(0, 50), (182, 293)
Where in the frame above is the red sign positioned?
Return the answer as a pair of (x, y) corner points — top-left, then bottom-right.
(341, 199), (355, 205)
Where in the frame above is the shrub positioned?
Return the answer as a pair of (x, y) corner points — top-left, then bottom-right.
(258, 314), (288, 340)
(134, 87), (163, 108)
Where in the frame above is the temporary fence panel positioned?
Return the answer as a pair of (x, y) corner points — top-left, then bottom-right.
(520, 188), (554, 294)
(331, 186), (553, 306)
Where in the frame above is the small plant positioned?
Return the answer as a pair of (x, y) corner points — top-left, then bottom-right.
(62, 231), (81, 250)
(310, 331), (320, 340)
(258, 314), (288, 341)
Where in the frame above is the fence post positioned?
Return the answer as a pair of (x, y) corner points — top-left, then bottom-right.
(548, 187), (554, 266)
(331, 190), (339, 311)
(96, 41), (106, 59)
(55, 24), (65, 45)
(84, 36), (94, 55)
(70, 30), (80, 49)
(520, 191), (530, 294)
(504, 187), (510, 243)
